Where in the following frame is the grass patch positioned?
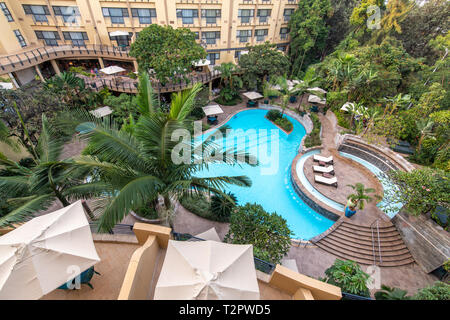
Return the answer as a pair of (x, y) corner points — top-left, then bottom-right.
(304, 113), (322, 148)
(180, 194), (230, 223)
(333, 110), (351, 129)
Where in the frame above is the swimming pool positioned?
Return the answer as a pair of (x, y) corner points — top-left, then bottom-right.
(195, 109), (335, 240)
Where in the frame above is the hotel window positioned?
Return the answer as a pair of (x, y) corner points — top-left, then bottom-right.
(283, 9), (295, 22)
(277, 45), (287, 52)
(131, 8), (156, 24)
(63, 31), (88, 46)
(235, 51), (242, 61)
(14, 30), (26, 47)
(102, 8), (129, 24)
(22, 5), (50, 22)
(201, 9), (221, 24)
(255, 29), (268, 42)
(176, 9), (198, 24)
(35, 30), (60, 46)
(1, 2), (13, 22)
(257, 9), (271, 23)
(194, 32), (199, 40)
(206, 52), (220, 65)
(238, 9), (254, 24)
(280, 27), (289, 40)
(202, 31), (220, 45)
(53, 6), (80, 23)
(236, 30), (252, 43)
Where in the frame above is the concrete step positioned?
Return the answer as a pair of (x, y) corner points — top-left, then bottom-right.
(334, 228), (403, 243)
(325, 233), (409, 253)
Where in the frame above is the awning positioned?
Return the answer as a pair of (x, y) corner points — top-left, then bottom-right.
(243, 91), (263, 100)
(0, 201), (100, 300)
(90, 106), (113, 118)
(109, 31), (130, 37)
(193, 59), (211, 67)
(100, 66), (126, 75)
(202, 104), (223, 116)
(0, 82), (13, 90)
(308, 95), (327, 105)
(154, 240), (260, 300)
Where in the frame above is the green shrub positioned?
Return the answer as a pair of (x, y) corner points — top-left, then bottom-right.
(224, 203), (293, 265)
(215, 95), (242, 106)
(211, 192), (237, 222)
(266, 110), (282, 121)
(334, 110), (350, 129)
(274, 117), (293, 132)
(321, 259), (371, 297)
(134, 203), (158, 219)
(180, 194), (230, 222)
(327, 91), (348, 111)
(304, 113), (322, 148)
(190, 107), (206, 120)
(413, 282), (450, 300)
(375, 285), (410, 300)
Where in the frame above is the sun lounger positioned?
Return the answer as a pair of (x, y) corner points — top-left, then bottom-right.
(313, 154), (334, 164)
(313, 165), (335, 175)
(314, 175), (338, 188)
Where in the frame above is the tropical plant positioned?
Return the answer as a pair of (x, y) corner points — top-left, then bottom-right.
(0, 114), (103, 227)
(413, 281), (450, 300)
(321, 259), (371, 297)
(224, 203), (293, 264)
(211, 192), (237, 221)
(129, 24), (206, 85)
(374, 285), (410, 300)
(61, 81), (256, 231)
(346, 182), (380, 210)
(44, 72), (92, 108)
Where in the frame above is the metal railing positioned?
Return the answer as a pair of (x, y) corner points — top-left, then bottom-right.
(79, 69), (221, 94)
(341, 292), (373, 300)
(370, 219), (383, 265)
(0, 44), (133, 73)
(89, 222), (134, 235)
(172, 232), (276, 274)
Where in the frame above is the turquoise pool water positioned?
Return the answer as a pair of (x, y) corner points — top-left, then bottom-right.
(195, 109), (334, 240)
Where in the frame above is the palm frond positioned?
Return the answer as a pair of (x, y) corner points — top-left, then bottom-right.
(169, 82), (204, 120)
(137, 72), (157, 116)
(0, 194), (54, 228)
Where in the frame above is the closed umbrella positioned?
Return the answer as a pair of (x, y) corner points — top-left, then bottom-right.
(154, 240), (260, 300)
(0, 201), (100, 300)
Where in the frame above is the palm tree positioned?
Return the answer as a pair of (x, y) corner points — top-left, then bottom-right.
(416, 119), (435, 151)
(346, 183), (380, 210)
(361, 108), (381, 137)
(272, 76), (308, 115)
(214, 63), (242, 103)
(44, 72), (89, 108)
(0, 115), (104, 227)
(0, 121), (19, 156)
(64, 81), (255, 232)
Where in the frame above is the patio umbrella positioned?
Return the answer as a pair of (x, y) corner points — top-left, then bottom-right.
(243, 91), (263, 100)
(308, 94), (327, 105)
(0, 201), (100, 300)
(109, 31), (129, 37)
(202, 104), (223, 117)
(100, 66), (126, 75)
(154, 240), (260, 300)
(90, 106), (113, 118)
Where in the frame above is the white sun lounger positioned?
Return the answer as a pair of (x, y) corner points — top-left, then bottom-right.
(313, 154), (334, 164)
(314, 175), (338, 188)
(313, 165), (335, 175)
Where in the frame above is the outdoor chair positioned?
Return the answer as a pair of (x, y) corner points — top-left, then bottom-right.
(313, 165), (335, 175)
(247, 100), (257, 108)
(207, 115), (218, 125)
(58, 266), (101, 290)
(313, 154), (334, 164)
(314, 175), (338, 188)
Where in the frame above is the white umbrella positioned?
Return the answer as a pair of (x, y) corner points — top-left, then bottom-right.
(195, 228), (221, 242)
(100, 66), (126, 75)
(308, 94), (327, 105)
(308, 87), (327, 94)
(341, 102), (366, 115)
(109, 31), (129, 37)
(0, 82), (13, 90)
(0, 201), (100, 300)
(154, 240), (260, 300)
(202, 104), (223, 117)
(90, 106), (113, 118)
(193, 59), (211, 67)
(243, 91), (263, 100)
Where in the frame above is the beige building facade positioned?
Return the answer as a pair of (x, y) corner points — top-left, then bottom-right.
(0, 0), (295, 70)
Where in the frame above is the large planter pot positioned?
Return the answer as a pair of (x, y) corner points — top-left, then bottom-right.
(264, 99), (269, 104)
(289, 96), (297, 103)
(130, 210), (162, 224)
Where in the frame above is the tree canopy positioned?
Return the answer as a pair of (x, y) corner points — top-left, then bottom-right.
(130, 24), (206, 84)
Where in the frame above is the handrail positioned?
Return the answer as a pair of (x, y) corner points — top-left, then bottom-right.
(370, 219), (383, 265)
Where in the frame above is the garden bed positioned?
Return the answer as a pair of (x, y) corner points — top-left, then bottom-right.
(179, 194), (230, 223)
(304, 113), (322, 148)
(265, 110), (293, 134)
